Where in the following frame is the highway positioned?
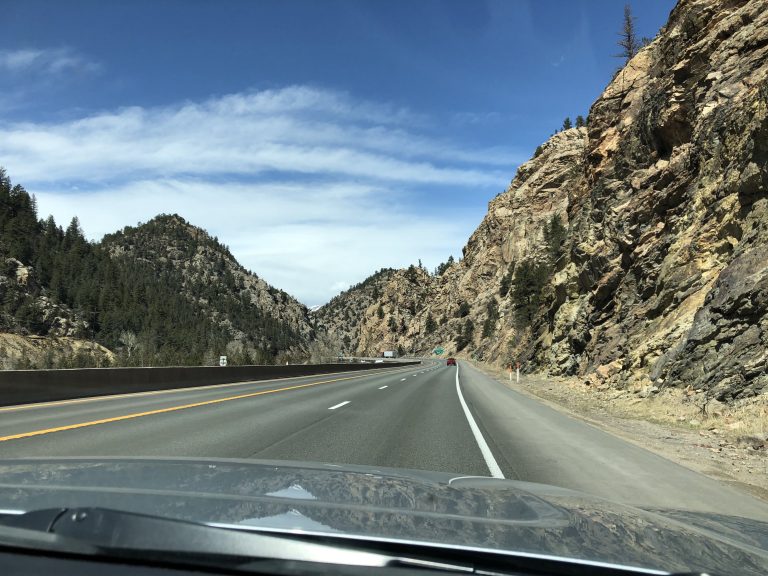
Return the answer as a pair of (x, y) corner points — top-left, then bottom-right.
(1, 359), (767, 521)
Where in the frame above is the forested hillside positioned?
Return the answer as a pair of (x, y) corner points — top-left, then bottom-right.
(0, 169), (312, 367)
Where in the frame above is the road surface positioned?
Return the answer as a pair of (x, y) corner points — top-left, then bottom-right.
(1, 360), (767, 520)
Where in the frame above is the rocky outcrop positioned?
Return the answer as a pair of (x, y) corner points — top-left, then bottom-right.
(0, 257), (111, 368)
(317, 129), (585, 360)
(322, 0), (768, 402)
(1, 257), (87, 338)
(0, 333), (114, 370)
(314, 268), (396, 353)
(555, 0), (768, 401)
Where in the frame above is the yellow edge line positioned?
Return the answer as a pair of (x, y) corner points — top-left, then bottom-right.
(0, 372), (373, 443)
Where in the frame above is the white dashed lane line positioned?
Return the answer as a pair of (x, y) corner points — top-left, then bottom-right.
(401, 378), (407, 381)
(328, 401), (350, 410)
(379, 386), (388, 390)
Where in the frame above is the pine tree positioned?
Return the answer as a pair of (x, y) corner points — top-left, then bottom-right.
(482, 299), (499, 338)
(425, 313), (437, 334)
(499, 265), (514, 297)
(513, 260), (550, 325)
(562, 117), (572, 130)
(575, 115), (586, 128)
(544, 214), (568, 263)
(435, 255), (455, 276)
(617, 3), (640, 63)
(455, 318), (474, 351)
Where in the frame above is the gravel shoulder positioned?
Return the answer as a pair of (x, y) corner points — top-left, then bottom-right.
(469, 361), (768, 504)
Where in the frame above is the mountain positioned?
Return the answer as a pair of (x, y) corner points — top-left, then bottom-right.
(320, 0), (768, 402)
(0, 178), (313, 368)
(314, 268), (397, 354)
(100, 215), (313, 360)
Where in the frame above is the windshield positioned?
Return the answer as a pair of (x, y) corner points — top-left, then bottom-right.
(1, 1), (767, 575)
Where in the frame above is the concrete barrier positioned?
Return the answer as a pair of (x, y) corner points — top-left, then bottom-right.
(0, 361), (419, 407)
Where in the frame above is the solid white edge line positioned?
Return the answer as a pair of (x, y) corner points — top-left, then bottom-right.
(455, 362), (505, 479)
(328, 401), (350, 410)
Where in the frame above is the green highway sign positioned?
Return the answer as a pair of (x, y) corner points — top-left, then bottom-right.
(433, 347), (444, 355)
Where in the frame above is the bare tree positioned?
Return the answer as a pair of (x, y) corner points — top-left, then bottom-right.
(617, 4), (641, 63)
(119, 330), (138, 359)
(226, 339), (244, 363)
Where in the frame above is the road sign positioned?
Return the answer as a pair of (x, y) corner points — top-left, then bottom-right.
(434, 347), (444, 355)
(219, 355), (227, 367)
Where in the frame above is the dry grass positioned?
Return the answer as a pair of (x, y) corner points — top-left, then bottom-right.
(470, 359), (768, 499)
(574, 384), (768, 442)
(477, 359), (767, 442)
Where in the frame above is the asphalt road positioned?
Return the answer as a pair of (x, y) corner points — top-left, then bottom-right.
(1, 360), (767, 521)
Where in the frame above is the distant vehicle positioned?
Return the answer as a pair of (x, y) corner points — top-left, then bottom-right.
(383, 351), (395, 358)
(446, 358), (456, 366)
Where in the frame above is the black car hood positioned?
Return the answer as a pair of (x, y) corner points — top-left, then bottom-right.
(0, 457), (766, 575)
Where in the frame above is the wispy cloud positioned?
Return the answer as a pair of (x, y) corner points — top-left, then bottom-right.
(551, 54), (566, 68)
(2, 86), (514, 186)
(4, 86), (511, 304)
(451, 110), (503, 126)
(0, 47), (100, 75)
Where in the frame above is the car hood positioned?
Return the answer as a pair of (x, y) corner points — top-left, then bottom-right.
(0, 457), (766, 574)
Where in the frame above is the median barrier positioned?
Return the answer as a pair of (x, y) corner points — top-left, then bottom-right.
(0, 361), (419, 407)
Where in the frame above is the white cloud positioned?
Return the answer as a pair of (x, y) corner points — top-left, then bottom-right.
(5, 86), (508, 304)
(2, 87), (514, 186)
(0, 47), (100, 75)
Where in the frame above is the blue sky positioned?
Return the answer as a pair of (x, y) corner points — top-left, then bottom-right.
(0, 0), (676, 305)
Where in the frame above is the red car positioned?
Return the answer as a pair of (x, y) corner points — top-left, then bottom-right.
(446, 357), (456, 366)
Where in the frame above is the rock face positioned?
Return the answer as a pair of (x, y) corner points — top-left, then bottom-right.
(561, 0), (768, 401)
(313, 268), (396, 353)
(321, 0), (768, 401)
(0, 333), (114, 370)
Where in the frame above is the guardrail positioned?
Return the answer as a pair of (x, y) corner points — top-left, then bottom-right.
(0, 361), (420, 408)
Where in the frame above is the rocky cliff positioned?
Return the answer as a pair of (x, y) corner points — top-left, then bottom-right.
(321, 0), (768, 401)
(313, 268), (396, 353)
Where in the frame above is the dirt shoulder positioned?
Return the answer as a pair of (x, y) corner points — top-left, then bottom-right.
(469, 361), (768, 503)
